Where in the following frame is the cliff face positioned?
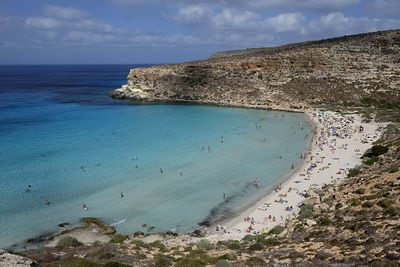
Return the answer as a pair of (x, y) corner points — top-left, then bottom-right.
(112, 30), (400, 110)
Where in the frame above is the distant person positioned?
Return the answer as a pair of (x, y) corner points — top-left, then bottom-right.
(25, 185), (32, 193)
(120, 192), (124, 198)
(44, 198), (50, 205)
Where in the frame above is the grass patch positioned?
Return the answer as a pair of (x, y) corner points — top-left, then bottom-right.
(62, 258), (98, 267)
(154, 254), (174, 267)
(109, 234), (125, 244)
(268, 225), (285, 235)
(223, 240), (240, 250)
(58, 236), (82, 248)
(103, 262), (132, 267)
(298, 204), (314, 220)
(195, 239), (214, 251)
(130, 239), (145, 247)
(348, 168), (361, 178)
(317, 217), (333, 225)
(175, 249), (217, 267)
(363, 157), (378, 166)
(148, 241), (168, 252)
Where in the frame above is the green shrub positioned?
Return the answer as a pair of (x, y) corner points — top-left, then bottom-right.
(317, 217), (332, 225)
(248, 242), (263, 251)
(345, 221), (371, 231)
(362, 201), (374, 208)
(335, 203), (343, 209)
(62, 258), (98, 267)
(97, 252), (114, 260)
(58, 236), (82, 248)
(80, 217), (115, 234)
(245, 256), (265, 267)
(363, 157), (378, 166)
(348, 168), (361, 178)
(268, 225), (285, 235)
(109, 234), (125, 244)
(154, 254), (174, 267)
(377, 199), (393, 209)
(103, 262), (131, 267)
(361, 96), (375, 106)
(364, 145), (389, 158)
(354, 188), (366, 194)
(224, 240), (240, 250)
(218, 253), (236, 261)
(384, 206), (400, 217)
(195, 239), (213, 251)
(351, 199), (360, 206)
(130, 239), (145, 247)
(175, 249), (216, 267)
(298, 204), (314, 220)
(371, 145), (389, 156)
(263, 237), (280, 246)
(148, 241), (168, 252)
(215, 259), (232, 267)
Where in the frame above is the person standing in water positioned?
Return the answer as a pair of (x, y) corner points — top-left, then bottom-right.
(120, 192), (124, 198)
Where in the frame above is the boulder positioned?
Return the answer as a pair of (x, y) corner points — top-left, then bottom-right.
(0, 250), (38, 267)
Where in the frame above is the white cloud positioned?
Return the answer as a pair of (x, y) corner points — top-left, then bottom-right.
(45, 5), (87, 20)
(25, 17), (60, 29)
(212, 9), (260, 30)
(64, 31), (116, 43)
(75, 19), (114, 32)
(248, 0), (359, 11)
(309, 12), (400, 36)
(265, 13), (306, 33)
(175, 4), (213, 24)
(367, 0), (400, 16)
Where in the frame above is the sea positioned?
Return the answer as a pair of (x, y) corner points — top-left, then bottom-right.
(0, 65), (311, 249)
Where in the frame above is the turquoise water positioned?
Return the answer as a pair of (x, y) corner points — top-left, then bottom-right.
(0, 65), (311, 249)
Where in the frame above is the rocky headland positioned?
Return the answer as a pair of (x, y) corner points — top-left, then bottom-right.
(112, 30), (400, 111)
(3, 30), (399, 267)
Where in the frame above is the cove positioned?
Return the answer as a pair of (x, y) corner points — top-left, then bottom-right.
(0, 66), (311, 248)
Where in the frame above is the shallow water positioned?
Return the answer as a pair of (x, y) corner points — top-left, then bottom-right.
(0, 65), (311, 248)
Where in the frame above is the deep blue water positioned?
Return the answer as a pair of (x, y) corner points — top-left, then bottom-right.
(0, 65), (311, 248)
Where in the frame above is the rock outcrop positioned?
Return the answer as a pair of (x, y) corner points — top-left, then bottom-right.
(112, 30), (400, 110)
(0, 250), (37, 267)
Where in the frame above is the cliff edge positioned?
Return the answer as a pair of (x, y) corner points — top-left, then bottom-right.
(112, 30), (400, 110)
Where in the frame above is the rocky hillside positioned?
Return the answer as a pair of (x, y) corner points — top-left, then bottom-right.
(112, 30), (400, 110)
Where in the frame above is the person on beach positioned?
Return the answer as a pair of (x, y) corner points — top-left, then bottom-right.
(25, 185), (32, 193)
(160, 168), (163, 174)
(44, 198), (50, 205)
(120, 192), (124, 198)
(82, 203), (88, 210)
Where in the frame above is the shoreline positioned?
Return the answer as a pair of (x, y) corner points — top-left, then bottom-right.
(205, 111), (316, 232)
(205, 110), (382, 241)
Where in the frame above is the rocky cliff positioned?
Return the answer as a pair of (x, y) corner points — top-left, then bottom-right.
(112, 30), (400, 110)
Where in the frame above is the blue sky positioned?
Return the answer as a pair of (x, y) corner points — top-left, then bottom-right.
(0, 0), (399, 64)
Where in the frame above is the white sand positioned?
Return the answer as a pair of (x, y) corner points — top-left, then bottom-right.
(206, 111), (383, 241)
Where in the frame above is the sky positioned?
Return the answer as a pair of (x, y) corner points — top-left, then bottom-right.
(0, 0), (399, 64)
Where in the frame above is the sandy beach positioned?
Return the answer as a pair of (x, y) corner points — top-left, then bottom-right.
(207, 110), (383, 241)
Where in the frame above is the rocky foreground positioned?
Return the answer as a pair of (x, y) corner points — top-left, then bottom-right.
(2, 30), (399, 266)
